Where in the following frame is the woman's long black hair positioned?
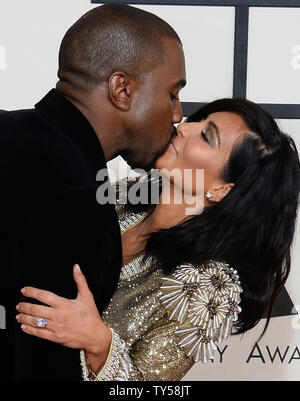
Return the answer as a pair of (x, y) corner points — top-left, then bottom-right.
(120, 98), (300, 338)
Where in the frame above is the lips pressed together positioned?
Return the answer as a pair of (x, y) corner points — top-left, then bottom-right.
(169, 141), (178, 155)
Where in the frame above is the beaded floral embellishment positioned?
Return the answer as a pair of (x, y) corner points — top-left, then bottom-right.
(158, 260), (242, 363)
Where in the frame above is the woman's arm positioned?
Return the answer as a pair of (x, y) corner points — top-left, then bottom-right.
(79, 318), (195, 381)
(16, 264), (193, 381)
(16, 261), (242, 381)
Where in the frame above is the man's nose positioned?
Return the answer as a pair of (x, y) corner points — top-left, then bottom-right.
(172, 100), (183, 124)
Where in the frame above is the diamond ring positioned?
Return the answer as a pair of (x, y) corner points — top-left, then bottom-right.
(36, 318), (48, 328)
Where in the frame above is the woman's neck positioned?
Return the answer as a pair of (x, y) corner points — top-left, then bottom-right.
(121, 180), (202, 265)
(137, 178), (201, 235)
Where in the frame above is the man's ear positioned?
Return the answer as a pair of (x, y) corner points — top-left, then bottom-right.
(209, 183), (234, 202)
(108, 71), (135, 111)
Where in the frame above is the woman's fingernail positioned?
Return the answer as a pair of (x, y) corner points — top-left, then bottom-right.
(16, 304), (19, 311)
(21, 288), (25, 294)
(75, 264), (81, 273)
(16, 314), (20, 320)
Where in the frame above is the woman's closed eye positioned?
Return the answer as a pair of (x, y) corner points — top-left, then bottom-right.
(201, 130), (209, 143)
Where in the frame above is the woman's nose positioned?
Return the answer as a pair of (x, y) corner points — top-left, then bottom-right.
(176, 122), (190, 139)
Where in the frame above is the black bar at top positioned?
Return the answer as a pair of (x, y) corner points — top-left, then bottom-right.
(233, 6), (249, 98)
(182, 102), (300, 119)
(93, 0), (300, 120)
(92, 0), (300, 7)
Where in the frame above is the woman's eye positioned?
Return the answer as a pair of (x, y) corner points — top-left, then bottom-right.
(171, 94), (178, 101)
(201, 130), (209, 143)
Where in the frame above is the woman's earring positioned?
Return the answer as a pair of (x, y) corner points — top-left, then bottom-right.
(205, 191), (213, 200)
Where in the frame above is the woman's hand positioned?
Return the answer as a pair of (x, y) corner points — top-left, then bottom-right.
(16, 264), (112, 373)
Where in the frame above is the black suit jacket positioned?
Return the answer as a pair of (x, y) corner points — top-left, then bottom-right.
(0, 89), (122, 381)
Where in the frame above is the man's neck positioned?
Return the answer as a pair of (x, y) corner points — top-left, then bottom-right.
(56, 83), (125, 161)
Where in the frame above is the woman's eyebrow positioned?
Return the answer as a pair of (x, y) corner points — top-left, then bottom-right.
(208, 121), (220, 148)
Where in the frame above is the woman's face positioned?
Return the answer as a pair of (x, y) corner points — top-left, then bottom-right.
(155, 111), (249, 199)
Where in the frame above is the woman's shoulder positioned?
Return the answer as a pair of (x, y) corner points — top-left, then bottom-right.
(158, 260), (243, 363)
(159, 260), (242, 306)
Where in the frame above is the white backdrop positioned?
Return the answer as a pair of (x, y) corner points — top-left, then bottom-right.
(0, 0), (299, 381)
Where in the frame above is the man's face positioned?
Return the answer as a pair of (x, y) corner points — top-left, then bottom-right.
(122, 37), (186, 170)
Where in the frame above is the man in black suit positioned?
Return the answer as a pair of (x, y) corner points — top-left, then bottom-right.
(0, 4), (186, 381)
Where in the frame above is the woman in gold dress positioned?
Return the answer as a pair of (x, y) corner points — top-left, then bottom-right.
(16, 99), (300, 381)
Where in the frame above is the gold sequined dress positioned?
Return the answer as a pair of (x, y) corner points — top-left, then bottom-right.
(80, 206), (243, 381)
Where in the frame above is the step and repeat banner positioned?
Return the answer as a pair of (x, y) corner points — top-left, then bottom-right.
(0, 0), (299, 381)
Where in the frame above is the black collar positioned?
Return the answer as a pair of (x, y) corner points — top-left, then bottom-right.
(35, 88), (106, 175)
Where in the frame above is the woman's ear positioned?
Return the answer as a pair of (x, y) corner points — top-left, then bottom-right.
(208, 183), (234, 202)
(108, 71), (134, 111)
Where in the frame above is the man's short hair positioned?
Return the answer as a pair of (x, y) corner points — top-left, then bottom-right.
(57, 3), (182, 93)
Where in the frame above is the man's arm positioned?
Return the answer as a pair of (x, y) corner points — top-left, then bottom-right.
(13, 188), (122, 381)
